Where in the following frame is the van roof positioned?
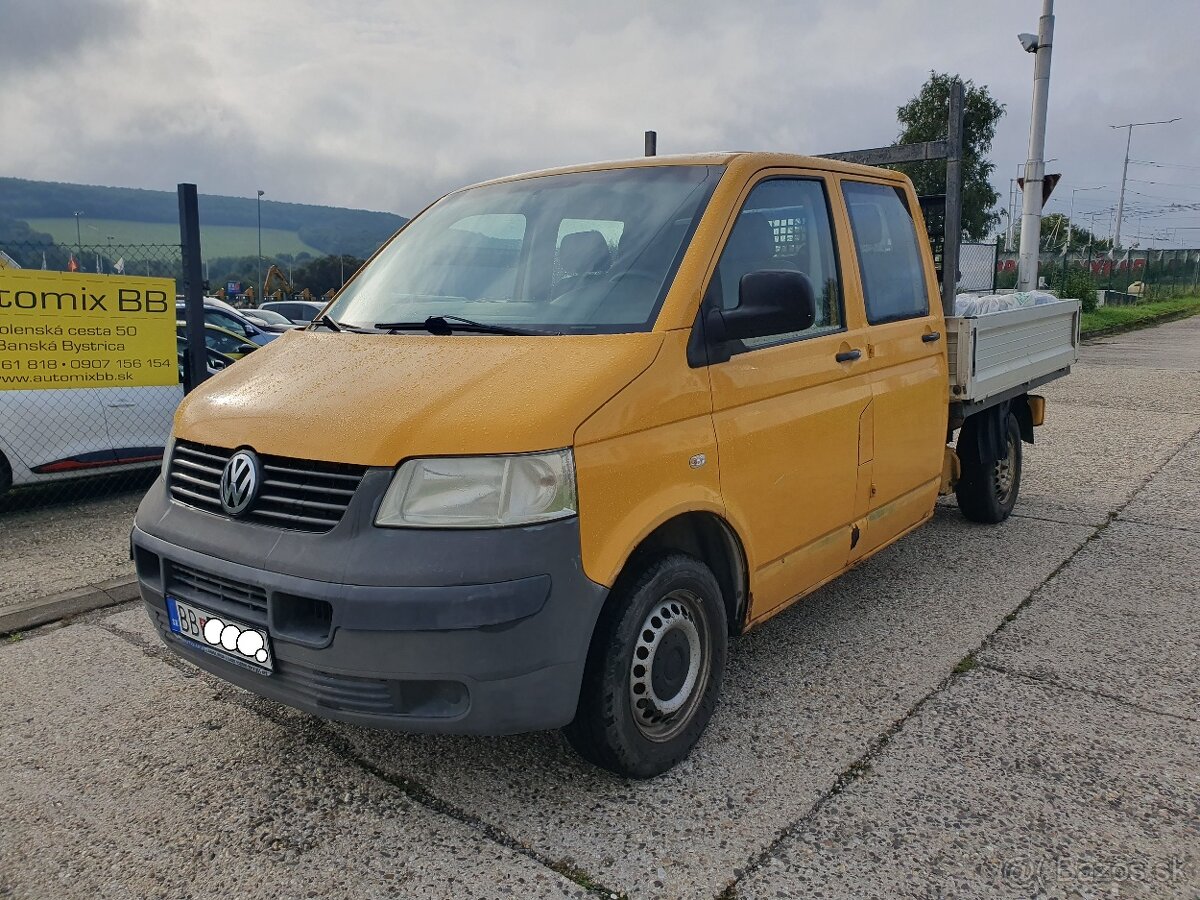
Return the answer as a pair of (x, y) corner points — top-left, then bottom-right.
(464, 151), (908, 191)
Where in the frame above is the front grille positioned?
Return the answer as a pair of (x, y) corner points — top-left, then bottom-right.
(168, 440), (366, 533)
(168, 560), (268, 622)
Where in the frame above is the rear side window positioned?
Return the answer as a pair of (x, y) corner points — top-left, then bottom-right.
(843, 181), (929, 324)
(206, 309), (253, 337)
(711, 177), (843, 352)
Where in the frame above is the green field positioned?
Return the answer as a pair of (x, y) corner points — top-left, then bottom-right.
(24, 218), (322, 258)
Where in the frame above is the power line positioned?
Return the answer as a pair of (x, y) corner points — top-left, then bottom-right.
(1128, 158), (1200, 171)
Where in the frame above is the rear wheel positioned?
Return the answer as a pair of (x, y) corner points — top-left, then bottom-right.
(955, 412), (1022, 523)
(564, 554), (727, 778)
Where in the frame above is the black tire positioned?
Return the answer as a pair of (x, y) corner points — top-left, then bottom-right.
(956, 412), (1022, 524)
(564, 553), (727, 779)
(0, 451), (11, 498)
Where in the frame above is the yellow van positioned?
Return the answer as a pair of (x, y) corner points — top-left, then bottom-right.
(134, 153), (1065, 777)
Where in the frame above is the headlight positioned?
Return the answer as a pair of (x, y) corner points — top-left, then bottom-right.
(375, 450), (576, 528)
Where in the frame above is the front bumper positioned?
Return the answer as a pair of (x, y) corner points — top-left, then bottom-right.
(131, 472), (608, 734)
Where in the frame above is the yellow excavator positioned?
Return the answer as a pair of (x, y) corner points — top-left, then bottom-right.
(263, 264), (293, 301)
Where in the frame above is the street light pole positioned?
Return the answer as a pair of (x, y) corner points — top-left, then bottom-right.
(256, 189), (265, 304)
(73, 211), (84, 250)
(1017, 0), (1055, 292)
(1110, 118), (1180, 251)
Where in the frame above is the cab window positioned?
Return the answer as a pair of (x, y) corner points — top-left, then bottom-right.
(843, 181), (929, 324)
(710, 177), (843, 352)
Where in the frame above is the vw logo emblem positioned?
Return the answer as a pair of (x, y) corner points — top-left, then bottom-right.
(219, 449), (261, 516)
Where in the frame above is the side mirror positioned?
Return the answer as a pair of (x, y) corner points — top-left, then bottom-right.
(237, 343), (258, 355)
(708, 270), (816, 343)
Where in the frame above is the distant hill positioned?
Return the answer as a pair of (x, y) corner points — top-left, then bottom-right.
(0, 177), (408, 258)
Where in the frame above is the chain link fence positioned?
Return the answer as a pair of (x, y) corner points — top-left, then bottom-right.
(995, 247), (1200, 301)
(0, 240), (184, 515)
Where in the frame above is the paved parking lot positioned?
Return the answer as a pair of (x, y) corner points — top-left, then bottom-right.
(2, 317), (1198, 899)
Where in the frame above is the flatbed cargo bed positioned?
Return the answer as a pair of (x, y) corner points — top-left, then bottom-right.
(946, 300), (1081, 415)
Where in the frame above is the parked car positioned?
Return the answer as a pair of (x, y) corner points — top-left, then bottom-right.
(175, 302), (278, 347)
(135, 153), (1078, 777)
(259, 300), (326, 324)
(242, 307), (300, 333)
(176, 336), (239, 380)
(0, 382), (181, 496)
(174, 323), (259, 360)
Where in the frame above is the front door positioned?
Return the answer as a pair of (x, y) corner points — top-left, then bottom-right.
(706, 174), (872, 620)
(100, 385), (182, 465)
(841, 179), (948, 553)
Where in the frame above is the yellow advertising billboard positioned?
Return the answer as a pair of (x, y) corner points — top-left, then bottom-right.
(0, 269), (178, 390)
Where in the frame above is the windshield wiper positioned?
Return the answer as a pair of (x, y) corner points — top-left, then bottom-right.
(311, 314), (343, 332)
(374, 315), (558, 336)
(311, 315), (377, 334)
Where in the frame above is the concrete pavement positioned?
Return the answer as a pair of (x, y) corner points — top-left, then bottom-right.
(0, 316), (1197, 899)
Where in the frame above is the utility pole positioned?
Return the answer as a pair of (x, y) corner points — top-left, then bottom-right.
(1067, 186), (1104, 252)
(1110, 118), (1180, 251)
(256, 189), (265, 305)
(1006, 178), (1017, 251)
(1017, 0), (1054, 292)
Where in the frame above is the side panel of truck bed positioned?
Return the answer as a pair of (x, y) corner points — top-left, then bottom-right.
(946, 301), (1081, 409)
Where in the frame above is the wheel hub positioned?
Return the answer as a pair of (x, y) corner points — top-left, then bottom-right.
(994, 435), (1017, 503)
(629, 590), (708, 742)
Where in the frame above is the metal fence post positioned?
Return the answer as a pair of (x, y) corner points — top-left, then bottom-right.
(178, 184), (208, 393)
(941, 79), (965, 318)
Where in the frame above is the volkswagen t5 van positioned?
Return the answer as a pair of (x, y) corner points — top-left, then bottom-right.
(134, 153), (1005, 777)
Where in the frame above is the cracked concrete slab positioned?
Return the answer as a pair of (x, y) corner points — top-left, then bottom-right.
(1039, 361), (1200, 413)
(1119, 431), (1200, 533)
(1013, 401), (1200, 526)
(980, 520), (1200, 721)
(735, 669), (1200, 900)
(1078, 314), (1200, 372)
(323, 511), (1090, 899)
(0, 625), (582, 900)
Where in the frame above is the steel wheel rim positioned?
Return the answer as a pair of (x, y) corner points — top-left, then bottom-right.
(994, 434), (1017, 504)
(628, 589), (710, 743)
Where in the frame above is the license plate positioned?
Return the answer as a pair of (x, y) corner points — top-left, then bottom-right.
(166, 596), (274, 672)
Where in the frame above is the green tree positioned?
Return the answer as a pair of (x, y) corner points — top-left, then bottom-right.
(292, 255), (366, 296)
(893, 72), (1005, 240)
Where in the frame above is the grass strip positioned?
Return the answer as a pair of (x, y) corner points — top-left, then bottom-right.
(1080, 295), (1200, 337)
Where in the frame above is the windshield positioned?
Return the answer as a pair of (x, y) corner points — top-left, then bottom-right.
(328, 165), (723, 334)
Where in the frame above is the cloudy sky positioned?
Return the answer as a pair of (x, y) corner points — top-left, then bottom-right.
(4, 0), (1199, 245)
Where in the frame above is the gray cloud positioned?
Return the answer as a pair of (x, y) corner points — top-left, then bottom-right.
(3, 0), (1199, 245)
(0, 0), (141, 73)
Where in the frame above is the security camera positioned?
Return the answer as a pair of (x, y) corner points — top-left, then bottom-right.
(1018, 33), (1039, 52)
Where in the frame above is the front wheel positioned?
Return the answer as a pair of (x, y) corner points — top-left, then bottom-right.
(955, 411), (1022, 523)
(564, 554), (727, 779)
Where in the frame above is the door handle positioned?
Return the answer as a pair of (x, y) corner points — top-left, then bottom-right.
(922, 331), (942, 343)
(835, 349), (862, 363)
(106, 402), (137, 408)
